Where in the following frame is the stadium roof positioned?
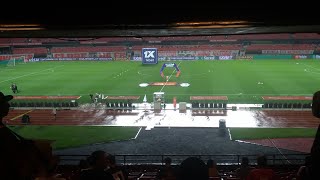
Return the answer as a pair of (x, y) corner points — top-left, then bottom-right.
(0, 3), (318, 37)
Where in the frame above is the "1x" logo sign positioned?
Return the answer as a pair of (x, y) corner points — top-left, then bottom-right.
(144, 51), (155, 58)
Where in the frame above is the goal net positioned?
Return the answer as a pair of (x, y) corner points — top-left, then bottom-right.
(6, 57), (25, 67)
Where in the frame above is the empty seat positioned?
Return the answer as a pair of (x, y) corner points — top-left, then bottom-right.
(200, 103), (204, 108)
(274, 103), (278, 108)
(297, 103), (302, 108)
(269, 103), (273, 108)
(222, 103), (227, 108)
(293, 103), (298, 108)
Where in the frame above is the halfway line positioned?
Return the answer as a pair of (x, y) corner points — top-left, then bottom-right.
(160, 61), (182, 92)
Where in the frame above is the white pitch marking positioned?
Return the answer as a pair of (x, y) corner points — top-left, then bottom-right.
(0, 65), (64, 84)
(160, 62), (182, 92)
(133, 127), (142, 139)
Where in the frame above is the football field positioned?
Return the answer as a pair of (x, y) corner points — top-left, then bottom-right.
(1, 59), (320, 103)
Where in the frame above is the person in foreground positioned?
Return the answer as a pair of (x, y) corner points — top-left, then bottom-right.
(246, 155), (277, 180)
(177, 157), (208, 180)
(80, 150), (114, 180)
(0, 92), (56, 180)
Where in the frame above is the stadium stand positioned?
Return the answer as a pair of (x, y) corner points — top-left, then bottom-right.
(246, 44), (316, 50)
(234, 34), (291, 40)
(1, 33), (320, 46)
(0, 38), (42, 45)
(12, 47), (48, 55)
(292, 33), (320, 39)
(51, 46), (126, 53)
(132, 45), (242, 51)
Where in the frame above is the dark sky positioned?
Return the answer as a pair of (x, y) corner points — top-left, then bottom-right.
(0, 2), (317, 27)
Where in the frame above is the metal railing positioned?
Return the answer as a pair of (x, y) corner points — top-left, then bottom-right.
(58, 153), (308, 166)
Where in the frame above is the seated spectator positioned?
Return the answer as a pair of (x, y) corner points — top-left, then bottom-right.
(70, 158), (91, 180)
(296, 155), (312, 180)
(247, 155), (277, 180)
(235, 157), (253, 180)
(35, 155), (66, 180)
(158, 157), (177, 180)
(80, 150), (114, 180)
(207, 159), (219, 177)
(106, 154), (128, 180)
(79, 159), (90, 170)
(178, 157), (208, 180)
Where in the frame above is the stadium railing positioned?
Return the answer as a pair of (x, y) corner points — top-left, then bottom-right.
(58, 153), (308, 166)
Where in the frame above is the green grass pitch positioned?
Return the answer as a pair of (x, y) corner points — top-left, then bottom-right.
(8, 126), (139, 149)
(1, 60), (319, 149)
(229, 128), (317, 140)
(1, 60), (320, 103)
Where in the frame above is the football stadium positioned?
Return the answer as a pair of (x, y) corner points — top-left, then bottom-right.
(1, 32), (320, 179)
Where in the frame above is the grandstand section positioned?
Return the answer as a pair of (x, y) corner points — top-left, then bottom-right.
(1, 34), (320, 180)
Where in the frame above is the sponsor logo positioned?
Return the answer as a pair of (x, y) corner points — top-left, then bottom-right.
(165, 63), (175, 67)
(204, 56), (215, 60)
(133, 57), (142, 61)
(144, 51), (155, 58)
(30, 58), (113, 61)
(139, 83), (149, 87)
(170, 56), (195, 60)
(149, 82), (177, 86)
(180, 83), (190, 87)
(294, 55), (308, 59)
(219, 56), (233, 60)
(237, 55), (253, 60)
(142, 48), (158, 64)
(262, 50), (314, 54)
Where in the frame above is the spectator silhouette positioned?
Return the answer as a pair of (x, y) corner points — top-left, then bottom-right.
(247, 155), (277, 180)
(310, 91), (320, 179)
(178, 157), (208, 180)
(297, 155), (311, 180)
(80, 150), (114, 180)
(35, 155), (66, 180)
(79, 159), (90, 170)
(106, 154), (128, 180)
(158, 157), (176, 180)
(207, 159), (219, 177)
(0, 91), (55, 180)
(235, 157), (253, 180)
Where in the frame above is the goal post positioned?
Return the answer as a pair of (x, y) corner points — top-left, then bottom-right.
(6, 57), (25, 67)
(6, 58), (15, 67)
